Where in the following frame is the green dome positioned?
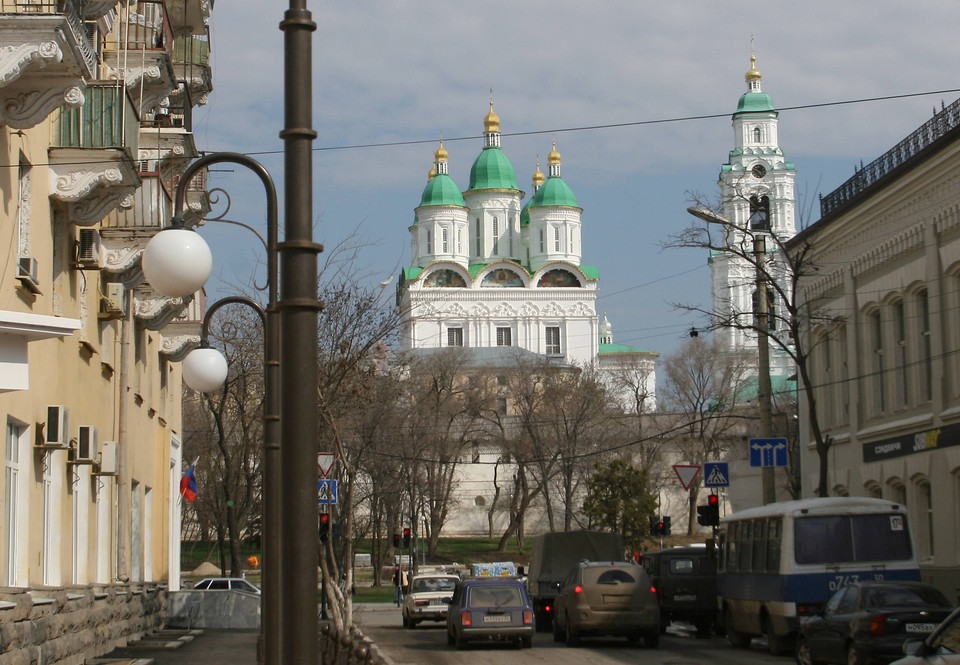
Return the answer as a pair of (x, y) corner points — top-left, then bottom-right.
(735, 91), (778, 115)
(520, 198), (532, 226)
(529, 176), (578, 208)
(419, 173), (465, 207)
(468, 147), (518, 190)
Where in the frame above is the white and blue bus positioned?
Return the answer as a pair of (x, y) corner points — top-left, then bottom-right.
(716, 497), (919, 655)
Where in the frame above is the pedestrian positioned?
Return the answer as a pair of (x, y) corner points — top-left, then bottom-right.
(393, 565), (403, 605)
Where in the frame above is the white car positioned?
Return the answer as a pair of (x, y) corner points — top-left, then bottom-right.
(192, 577), (261, 594)
(893, 605), (960, 664)
(402, 574), (459, 628)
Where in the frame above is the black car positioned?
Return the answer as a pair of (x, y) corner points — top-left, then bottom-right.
(795, 581), (953, 665)
(640, 545), (718, 636)
(445, 577), (535, 649)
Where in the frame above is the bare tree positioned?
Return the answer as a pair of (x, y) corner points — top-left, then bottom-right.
(666, 197), (842, 497)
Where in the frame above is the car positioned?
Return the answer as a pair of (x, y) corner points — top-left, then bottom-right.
(795, 581), (953, 665)
(891, 605), (960, 664)
(191, 577), (261, 594)
(640, 545), (719, 637)
(445, 577), (535, 649)
(551, 560), (660, 648)
(401, 574), (459, 628)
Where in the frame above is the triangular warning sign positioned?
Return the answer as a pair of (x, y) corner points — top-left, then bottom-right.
(673, 465), (701, 490)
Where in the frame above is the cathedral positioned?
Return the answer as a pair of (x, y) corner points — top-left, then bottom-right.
(396, 102), (658, 408)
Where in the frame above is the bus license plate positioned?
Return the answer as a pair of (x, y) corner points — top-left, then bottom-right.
(906, 623), (937, 633)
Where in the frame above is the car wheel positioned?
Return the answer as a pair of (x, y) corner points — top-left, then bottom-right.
(566, 615), (581, 648)
(644, 632), (660, 649)
(795, 636), (822, 665)
(694, 618), (712, 638)
(764, 614), (789, 656)
(401, 613), (409, 628)
(725, 607), (751, 648)
(552, 615), (566, 643)
(846, 644), (863, 665)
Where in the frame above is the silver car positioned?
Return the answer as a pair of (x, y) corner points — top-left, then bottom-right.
(892, 605), (960, 664)
(401, 574), (459, 628)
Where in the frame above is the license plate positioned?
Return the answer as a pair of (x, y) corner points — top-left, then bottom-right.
(674, 594), (696, 601)
(483, 614), (511, 623)
(906, 623), (937, 633)
(429, 599), (446, 606)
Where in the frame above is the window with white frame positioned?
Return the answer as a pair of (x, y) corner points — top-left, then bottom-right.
(426, 229), (432, 254)
(5, 422), (24, 586)
(919, 288), (932, 402)
(496, 327), (512, 346)
(492, 216), (499, 255)
(17, 156), (31, 259)
(894, 300), (908, 407)
(915, 479), (934, 558)
(545, 326), (561, 355)
(539, 229), (544, 253)
(447, 327), (463, 347)
(869, 309), (885, 416)
(475, 218), (481, 255)
(456, 228), (462, 255)
(753, 126), (763, 143)
(554, 226), (561, 252)
(441, 227), (448, 254)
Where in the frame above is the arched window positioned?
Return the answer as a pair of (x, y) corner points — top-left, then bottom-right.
(753, 126), (763, 143)
(749, 195), (770, 230)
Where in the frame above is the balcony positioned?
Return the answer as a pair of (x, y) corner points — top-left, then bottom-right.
(49, 82), (141, 225)
(172, 34), (212, 109)
(0, 0), (96, 128)
(166, 0), (212, 38)
(102, 1), (177, 117)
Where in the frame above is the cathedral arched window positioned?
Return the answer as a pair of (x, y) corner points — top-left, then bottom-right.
(492, 216), (499, 255)
(753, 126), (763, 143)
(749, 195), (770, 231)
(441, 227), (448, 254)
(426, 229), (432, 254)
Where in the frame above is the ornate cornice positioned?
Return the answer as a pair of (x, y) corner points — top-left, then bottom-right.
(167, 0), (213, 37)
(100, 229), (156, 285)
(159, 327), (201, 361)
(134, 284), (191, 331)
(104, 54), (177, 116)
(48, 147), (141, 225)
(0, 80), (84, 129)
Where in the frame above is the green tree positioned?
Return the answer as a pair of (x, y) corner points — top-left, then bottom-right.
(582, 459), (657, 550)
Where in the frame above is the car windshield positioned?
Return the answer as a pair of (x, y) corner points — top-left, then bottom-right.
(586, 567), (638, 585)
(414, 578), (457, 593)
(865, 586), (950, 608)
(468, 585), (523, 608)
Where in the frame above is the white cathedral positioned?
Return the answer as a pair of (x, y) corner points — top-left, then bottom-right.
(396, 102), (658, 409)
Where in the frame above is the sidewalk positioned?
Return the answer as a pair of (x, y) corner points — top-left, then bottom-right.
(90, 629), (260, 665)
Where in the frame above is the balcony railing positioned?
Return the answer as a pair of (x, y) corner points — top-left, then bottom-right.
(173, 34), (210, 67)
(51, 82), (140, 149)
(820, 98), (960, 218)
(0, 0), (97, 73)
(106, 0), (174, 54)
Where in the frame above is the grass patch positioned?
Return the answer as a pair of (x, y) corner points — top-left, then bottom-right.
(353, 584), (397, 604)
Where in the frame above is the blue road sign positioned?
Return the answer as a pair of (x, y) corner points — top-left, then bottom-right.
(318, 478), (338, 505)
(704, 462), (730, 487)
(749, 438), (789, 467)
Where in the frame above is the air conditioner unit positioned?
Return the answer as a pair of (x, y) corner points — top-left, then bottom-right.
(95, 441), (119, 476)
(17, 256), (40, 294)
(100, 282), (126, 318)
(76, 229), (102, 269)
(76, 426), (97, 463)
(43, 405), (68, 448)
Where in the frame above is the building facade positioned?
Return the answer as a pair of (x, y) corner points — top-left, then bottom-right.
(0, 0), (212, 659)
(791, 97), (960, 596)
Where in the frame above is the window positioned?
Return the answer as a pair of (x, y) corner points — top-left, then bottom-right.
(916, 480), (934, 558)
(17, 157), (31, 258)
(447, 327), (463, 347)
(456, 229), (462, 255)
(5, 422), (24, 586)
(475, 218), (481, 255)
(426, 229), (432, 254)
(753, 126), (763, 143)
(919, 289), (932, 402)
(554, 227), (561, 252)
(749, 195), (770, 230)
(870, 310), (885, 414)
(497, 397), (507, 415)
(496, 327), (512, 346)
(441, 227), (448, 254)
(545, 326), (561, 355)
(894, 300), (908, 407)
(539, 229), (544, 253)
(794, 514), (913, 564)
(492, 216), (499, 255)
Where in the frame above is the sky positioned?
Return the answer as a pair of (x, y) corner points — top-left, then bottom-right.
(188, 1), (960, 364)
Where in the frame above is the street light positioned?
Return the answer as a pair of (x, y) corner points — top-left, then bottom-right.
(687, 206), (776, 505)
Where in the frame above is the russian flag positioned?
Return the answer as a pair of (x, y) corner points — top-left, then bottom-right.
(180, 464), (198, 503)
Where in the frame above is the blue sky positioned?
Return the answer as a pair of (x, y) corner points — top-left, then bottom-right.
(189, 1), (960, 362)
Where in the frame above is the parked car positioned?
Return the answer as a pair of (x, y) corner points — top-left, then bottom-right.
(552, 560), (660, 648)
(640, 545), (719, 636)
(402, 574), (459, 628)
(192, 577), (261, 593)
(795, 581), (952, 665)
(892, 605), (960, 664)
(445, 577), (535, 649)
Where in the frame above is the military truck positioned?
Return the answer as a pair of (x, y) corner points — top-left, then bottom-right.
(640, 545), (719, 637)
(526, 530), (624, 630)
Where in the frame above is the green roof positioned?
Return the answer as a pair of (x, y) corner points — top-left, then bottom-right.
(580, 265), (599, 280)
(419, 173), (466, 207)
(735, 91), (778, 115)
(468, 147), (518, 191)
(599, 342), (653, 354)
(528, 176), (578, 208)
(403, 266), (423, 281)
(520, 199), (532, 226)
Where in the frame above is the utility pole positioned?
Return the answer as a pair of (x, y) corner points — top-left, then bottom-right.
(755, 234), (776, 505)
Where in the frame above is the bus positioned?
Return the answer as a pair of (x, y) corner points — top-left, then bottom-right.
(716, 497), (919, 655)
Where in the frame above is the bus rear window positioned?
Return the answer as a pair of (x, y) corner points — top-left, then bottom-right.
(795, 513), (912, 564)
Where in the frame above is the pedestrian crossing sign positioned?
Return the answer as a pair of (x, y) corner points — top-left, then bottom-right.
(318, 479), (338, 505)
(704, 462), (729, 487)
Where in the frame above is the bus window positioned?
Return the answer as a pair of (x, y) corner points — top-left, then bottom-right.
(766, 518), (781, 572)
(752, 520), (767, 572)
(795, 516), (854, 564)
(851, 514), (912, 561)
(739, 521), (753, 571)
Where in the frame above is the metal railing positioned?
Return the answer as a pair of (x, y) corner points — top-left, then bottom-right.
(820, 97), (960, 217)
(51, 82), (140, 149)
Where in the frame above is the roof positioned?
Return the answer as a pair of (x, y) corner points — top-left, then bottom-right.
(419, 173), (465, 207)
(468, 146), (519, 191)
(599, 342), (654, 355)
(734, 91), (778, 116)
(528, 176), (579, 209)
(403, 346), (576, 370)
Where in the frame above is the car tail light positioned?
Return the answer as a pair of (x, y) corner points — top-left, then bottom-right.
(573, 585), (583, 595)
(544, 604), (552, 614)
(868, 614), (886, 636)
(523, 610), (534, 625)
(460, 610), (472, 627)
(415, 600), (428, 606)
(796, 603), (821, 617)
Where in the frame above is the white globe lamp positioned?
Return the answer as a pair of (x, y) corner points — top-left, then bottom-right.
(182, 347), (229, 393)
(142, 228), (213, 297)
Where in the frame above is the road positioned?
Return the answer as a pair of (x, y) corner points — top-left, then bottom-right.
(354, 603), (791, 665)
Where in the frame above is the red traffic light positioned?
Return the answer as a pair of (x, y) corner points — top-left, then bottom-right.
(708, 494), (719, 506)
(402, 527), (411, 537)
(319, 512), (331, 542)
(320, 513), (330, 525)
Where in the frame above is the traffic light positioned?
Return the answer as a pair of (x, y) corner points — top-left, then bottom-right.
(697, 494), (721, 527)
(649, 515), (660, 536)
(403, 527), (411, 548)
(319, 513), (330, 543)
(392, 532), (400, 548)
(661, 516), (672, 536)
